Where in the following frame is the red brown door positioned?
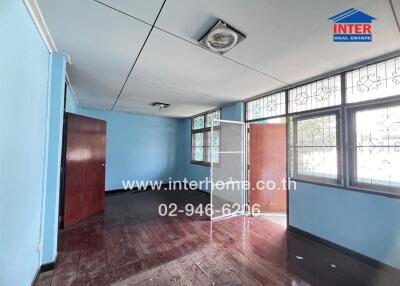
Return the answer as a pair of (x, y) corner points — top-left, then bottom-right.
(63, 113), (106, 228)
(249, 123), (287, 213)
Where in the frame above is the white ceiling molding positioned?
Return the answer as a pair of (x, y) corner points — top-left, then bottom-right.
(23, 0), (73, 65)
(23, 0), (56, 52)
(23, 0), (78, 107)
(24, 0), (77, 106)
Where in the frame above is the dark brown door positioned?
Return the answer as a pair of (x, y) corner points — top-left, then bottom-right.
(249, 123), (287, 213)
(63, 113), (106, 228)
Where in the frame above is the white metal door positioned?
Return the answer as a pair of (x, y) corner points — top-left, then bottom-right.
(210, 119), (245, 220)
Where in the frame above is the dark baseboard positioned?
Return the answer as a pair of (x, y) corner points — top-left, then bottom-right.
(105, 188), (130, 195)
(40, 261), (56, 273)
(31, 255), (58, 286)
(106, 183), (171, 195)
(288, 225), (400, 274)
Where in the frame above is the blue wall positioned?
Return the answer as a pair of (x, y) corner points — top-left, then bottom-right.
(41, 53), (66, 264)
(0, 1), (51, 285)
(66, 94), (181, 190)
(289, 182), (400, 268)
(222, 102), (244, 122)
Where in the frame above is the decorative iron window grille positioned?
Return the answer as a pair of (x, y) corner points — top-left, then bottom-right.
(346, 56), (400, 103)
(348, 103), (400, 191)
(246, 91), (286, 121)
(289, 75), (342, 113)
(289, 113), (340, 184)
(242, 54), (400, 195)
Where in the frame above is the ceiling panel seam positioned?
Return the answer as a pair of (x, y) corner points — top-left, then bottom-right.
(92, 0), (289, 86)
(93, 0), (153, 26)
(107, 0), (167, 110)
(152, 26), (290, 86)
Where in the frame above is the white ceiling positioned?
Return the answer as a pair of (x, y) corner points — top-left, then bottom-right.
(37, 0), (400, 118)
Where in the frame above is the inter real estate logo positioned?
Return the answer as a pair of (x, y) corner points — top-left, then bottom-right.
(329, 8), (376, 42)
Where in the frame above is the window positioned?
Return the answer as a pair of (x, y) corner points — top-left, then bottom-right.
(289, 113), (340, 184)
(191, 110), (220, 165)
(346, 56), (400, 103)
(288, 75), (341, 113)
(244, 55), (400, 195)
(246, 91), (286, 121)
(348, 103), (400, 192)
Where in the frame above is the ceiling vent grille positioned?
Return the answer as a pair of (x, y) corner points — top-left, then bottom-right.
(198, 20), (246, 54)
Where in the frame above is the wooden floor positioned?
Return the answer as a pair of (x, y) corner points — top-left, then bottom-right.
(36, 190), (399, 286)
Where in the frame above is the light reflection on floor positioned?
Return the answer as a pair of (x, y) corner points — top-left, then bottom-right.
(262, 213), (287, 227)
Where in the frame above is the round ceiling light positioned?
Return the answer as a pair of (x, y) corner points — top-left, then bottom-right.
(205, 27), (238, 52)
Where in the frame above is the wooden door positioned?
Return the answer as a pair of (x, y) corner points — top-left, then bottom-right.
(249, 124), (287, 213)
(63, 113), (106, 228)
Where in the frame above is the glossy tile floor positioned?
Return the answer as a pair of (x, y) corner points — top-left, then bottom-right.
(36, 190), (399, 286)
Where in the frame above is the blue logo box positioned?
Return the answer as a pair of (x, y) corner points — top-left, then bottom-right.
(333, 34), (372, 42)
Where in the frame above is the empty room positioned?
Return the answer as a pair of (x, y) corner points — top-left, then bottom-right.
(2, 0), (400, 285)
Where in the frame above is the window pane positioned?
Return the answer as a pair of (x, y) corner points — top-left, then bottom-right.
(192, 133), (203, 147)
(346, 56), (400, 103)
(296, 146), (338, 179)
(356, 147), (400, 187)
(206, 129), (220, 147)
(204, 130), (220, 163)
(289, 75), (341, 113)
(297, 115), (337, 147)
(206, 111), (220, 127)
(193, 115), (204, 130)
(352, 105), (400, 187)
(246, 92), (286, 120)
(193, 147), (203, 161)
(290, 114), (339, 181)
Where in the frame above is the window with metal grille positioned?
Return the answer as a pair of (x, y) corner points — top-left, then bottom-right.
(191, 110), (220, 165)
(348, 103), (400, 193)
(246, 91), (286, 121)
(289, 112), (341, 184)
(346, 56), (400, 103)
(288, 75), (341, 113)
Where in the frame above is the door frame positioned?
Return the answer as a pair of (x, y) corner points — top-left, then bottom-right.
(58, 82), (68, 230)
(245, 117), (289, 226)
